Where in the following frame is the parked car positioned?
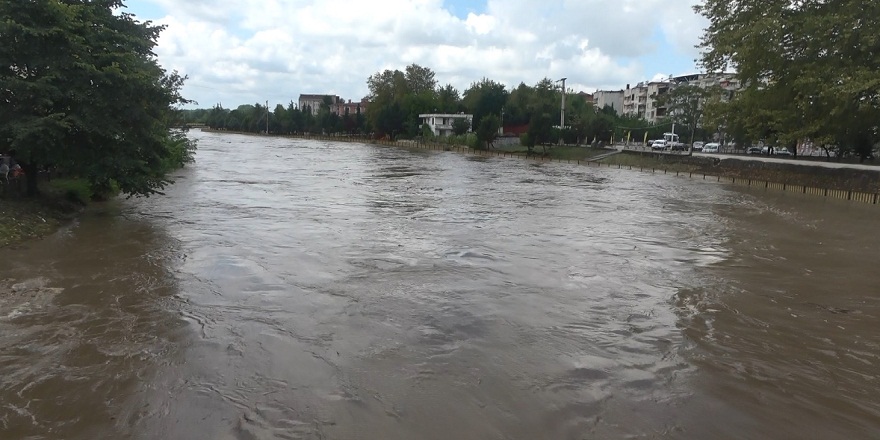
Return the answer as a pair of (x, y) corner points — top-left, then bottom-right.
(692, 141), (705, 151)
(651, 140), (668, 150)
(746, 147), (762, 155)
(703, 142), (720, 153)
(775, 147), (793, 156)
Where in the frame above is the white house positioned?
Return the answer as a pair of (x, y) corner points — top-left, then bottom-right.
(419, 113), (473, 137)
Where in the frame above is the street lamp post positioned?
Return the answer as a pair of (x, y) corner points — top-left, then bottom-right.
(500, 106), (504, 135)
(557, 77), (567, 145)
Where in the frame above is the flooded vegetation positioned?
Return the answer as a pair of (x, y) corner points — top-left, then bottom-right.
(2, 131), (878, 439)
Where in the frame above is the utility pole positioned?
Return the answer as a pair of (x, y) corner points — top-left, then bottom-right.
(500, 106), (504, 135)
(557, 77), (567, 145)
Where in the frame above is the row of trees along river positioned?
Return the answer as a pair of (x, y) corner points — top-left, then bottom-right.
(186, 64), (699, 151)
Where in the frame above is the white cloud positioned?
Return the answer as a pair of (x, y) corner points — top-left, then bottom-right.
(133, 0), (707, 108)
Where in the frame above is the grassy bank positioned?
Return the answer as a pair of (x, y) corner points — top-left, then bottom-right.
(493, 144), (610, 161)
(0, 179), (90, 247)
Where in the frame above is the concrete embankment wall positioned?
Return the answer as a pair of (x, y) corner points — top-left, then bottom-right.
(613, 149), (880, 194)
(199, 129), (880, 205)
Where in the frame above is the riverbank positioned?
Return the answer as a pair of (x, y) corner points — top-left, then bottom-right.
(0, 180), (90, 247)
(600, 151), (880, 193)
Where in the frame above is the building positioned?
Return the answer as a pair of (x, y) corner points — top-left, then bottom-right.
(331, 98), (369, 116)
(594, 90), (624, 114)
(645, 81), (671, 122)
(623, 82), (650, 120)
(663, 73), (741, 126)
(670, 72), (740, 101)
(621, 73), (741, 124)
(418, 113), (473, 137)
(575, 91), (594, 105)
(298, 94), (341, 115)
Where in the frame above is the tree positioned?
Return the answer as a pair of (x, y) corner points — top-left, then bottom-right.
(463, 78), (509, 129)
(452, 117), (470, 136)
(475, 114), (500, 149)
(436, 84), (462, 113)
(527, 113), (554, 154)
(0, 0), (193, 197)
(695, 0), (880, 160)
(404, 64), (437, 97)
(530, 78), (560, 121)
(505, 82), (535, 126)
(656, 84), (708, 146)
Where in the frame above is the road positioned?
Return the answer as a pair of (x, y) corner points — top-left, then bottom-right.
(617, 144), (880, 171)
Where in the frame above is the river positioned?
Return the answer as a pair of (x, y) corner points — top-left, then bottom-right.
(1, 130), (878, 439)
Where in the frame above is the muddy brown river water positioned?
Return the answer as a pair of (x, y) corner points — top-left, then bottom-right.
(1, 130), (878, 439)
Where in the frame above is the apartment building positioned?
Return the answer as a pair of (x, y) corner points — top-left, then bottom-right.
(623, 82), (650, 121)
(298, 94), (341, 115)
(620, 73), (741, 124)
(594, 90), (624, 114)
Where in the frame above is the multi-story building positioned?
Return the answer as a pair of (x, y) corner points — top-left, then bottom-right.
(623, 82), (650, 120)
(298, 94), (341, 115)
(298, 95), (371, 116)
(671, 72), (740, 101)
(663, 73), (741, 126)
(331, 98), (369, 116)
(645, 81), (672, 122)
(594, 90), (624, 114)
(621, 73), (741, 124)
(418, 113), (473, 137)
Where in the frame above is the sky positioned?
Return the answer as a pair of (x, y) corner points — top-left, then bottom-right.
(124, 0), (710, 109)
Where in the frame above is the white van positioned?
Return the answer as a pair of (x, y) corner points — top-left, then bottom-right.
(703, 142), (720, 153)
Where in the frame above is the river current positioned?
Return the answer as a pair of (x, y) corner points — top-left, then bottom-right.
(1, 130), (878, 439)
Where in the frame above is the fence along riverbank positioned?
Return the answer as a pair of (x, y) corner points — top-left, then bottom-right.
(201, 129), (880, 205)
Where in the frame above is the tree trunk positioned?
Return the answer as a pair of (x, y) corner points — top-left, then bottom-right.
(22, 163), (39, 197)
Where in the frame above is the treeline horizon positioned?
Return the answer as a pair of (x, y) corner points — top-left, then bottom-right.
(182, 64), (702, 147)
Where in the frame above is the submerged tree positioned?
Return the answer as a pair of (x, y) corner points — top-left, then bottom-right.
(0, 0), (195, 197)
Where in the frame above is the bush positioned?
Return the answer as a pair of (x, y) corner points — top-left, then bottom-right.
(437, 133), (477, 148)
(44, 179), (92, 205)
(159, 130), (197, 173)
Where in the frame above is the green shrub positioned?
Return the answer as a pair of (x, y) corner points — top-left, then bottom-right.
(44, 179), (92, 205)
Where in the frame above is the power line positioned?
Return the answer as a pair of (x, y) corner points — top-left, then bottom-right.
(614, 120), (675, 130)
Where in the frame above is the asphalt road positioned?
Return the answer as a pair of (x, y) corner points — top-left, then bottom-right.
(693, 152), (879, 171)
(616, 144), (879, 171)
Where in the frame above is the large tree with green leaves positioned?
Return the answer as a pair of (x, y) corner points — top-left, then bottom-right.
(475, 114), (500, 149)
(0, 0), (194, 197)
(656, 84), (708, 146)
(462, 78), (509, 129)
(436, 84), (462, 114)
(696, 0), (880, 160)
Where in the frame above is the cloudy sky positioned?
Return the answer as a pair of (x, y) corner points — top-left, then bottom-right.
(125, 0), (709, 109)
